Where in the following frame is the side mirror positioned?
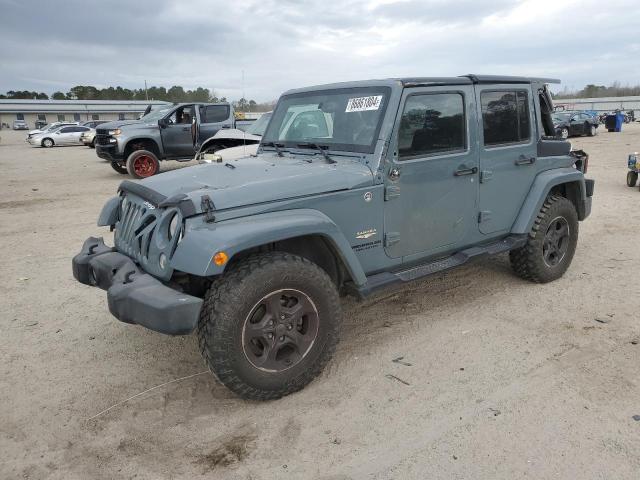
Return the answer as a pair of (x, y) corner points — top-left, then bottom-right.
(158, 118), (169, 128)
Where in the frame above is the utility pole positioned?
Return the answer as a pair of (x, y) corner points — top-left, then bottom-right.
(144, 80), (149, 101)
(242, 69), (245, 111)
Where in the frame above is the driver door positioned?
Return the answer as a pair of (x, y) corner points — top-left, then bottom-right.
(161, 105), (196, 157)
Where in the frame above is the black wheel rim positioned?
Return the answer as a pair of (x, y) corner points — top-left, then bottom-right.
(543, 216), (570, 267)
(242, 289), (320, 373)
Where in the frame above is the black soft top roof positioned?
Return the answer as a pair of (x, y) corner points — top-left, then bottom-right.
(400, 74), (560, 87)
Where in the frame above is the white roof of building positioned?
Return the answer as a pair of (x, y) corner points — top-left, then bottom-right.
(0, 99), (170, 113)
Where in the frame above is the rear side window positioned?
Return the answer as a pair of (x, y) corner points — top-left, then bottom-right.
(481, 90), (530, 146)
(201, 105), (230, 123)
(398, 93), (466, 159)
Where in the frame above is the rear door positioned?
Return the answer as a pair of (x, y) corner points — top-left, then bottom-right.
(198, 104), (232, 142)
(475, 84), (537, 235)
(383, 85), (479, 259)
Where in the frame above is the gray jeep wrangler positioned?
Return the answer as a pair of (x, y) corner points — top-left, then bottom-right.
(73, 75), (594, 400)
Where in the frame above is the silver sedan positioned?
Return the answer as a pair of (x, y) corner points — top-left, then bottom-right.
(28, 125), (91, 148)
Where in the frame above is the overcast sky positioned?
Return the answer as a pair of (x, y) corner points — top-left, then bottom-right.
(0, 0), (638, 101)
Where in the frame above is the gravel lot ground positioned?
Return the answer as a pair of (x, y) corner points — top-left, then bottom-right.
(1, 124), (640, 480)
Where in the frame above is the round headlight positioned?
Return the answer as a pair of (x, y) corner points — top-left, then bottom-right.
(168, 214), (179, 239)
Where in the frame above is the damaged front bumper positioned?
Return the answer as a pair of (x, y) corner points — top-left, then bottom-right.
(72, 237), (202, 335)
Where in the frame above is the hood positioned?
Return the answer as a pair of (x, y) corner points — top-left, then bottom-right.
(98, 119), (153, 130)
(214, 143), (260, 161)
(211, 128), (261, 142)
(136, 154), (374, 213)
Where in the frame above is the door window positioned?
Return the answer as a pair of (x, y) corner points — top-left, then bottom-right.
(167, 105), (194, 125)
(59, 127), (73, 133)
(201, 105), (230, 123)
(398, 93), (466, 159)
(481, 90), (530, 146)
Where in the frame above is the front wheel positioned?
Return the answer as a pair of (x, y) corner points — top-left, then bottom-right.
(587, 124), (597, 136)
(42, 138), (54, 148)
(126, 149), (160, 179)
(197, 252), (341, 400)
(627, 171), (638, 187)
(510, 195), (578, 283)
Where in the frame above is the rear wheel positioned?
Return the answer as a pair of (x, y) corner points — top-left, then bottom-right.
(510, 195), (578, 283)
(110, 161), (128, 174)
(627, 171), (638, 187)
(42, 138), (54, 148)
(559, 127), (569, 139)
(197, 252), (341, 400)
(587, 124), (597, 136)
(126, 149), (160, 179)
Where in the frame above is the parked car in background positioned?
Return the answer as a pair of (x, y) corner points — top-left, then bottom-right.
(13, 120), (28, 130)
(82, 120), (109, 129)
(27, 122), (79, 140)
(552, 111), (598, 138)
(28, 125), (91, 148)
(80, 128), (97, 148)
(196, 112), (272, 162)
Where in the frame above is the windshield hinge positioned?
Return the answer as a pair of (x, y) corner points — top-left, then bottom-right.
(385, 185), (400, 201)
(200, 195), (216, 223)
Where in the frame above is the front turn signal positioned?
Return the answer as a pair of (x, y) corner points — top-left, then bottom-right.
(213, 251), (228, 266)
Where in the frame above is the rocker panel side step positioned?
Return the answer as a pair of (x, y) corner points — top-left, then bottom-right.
(354, 235), (527, 298)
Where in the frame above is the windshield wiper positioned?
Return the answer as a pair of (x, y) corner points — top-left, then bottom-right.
(262, 141), (285, 157)
(297, 142), (337, 164)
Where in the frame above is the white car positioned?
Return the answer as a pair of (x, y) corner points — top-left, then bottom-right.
(80, 128), (97, 148)
(28, 125), (91, 148)
(27, 122), (79, 141)
(197, 112), (271, 163)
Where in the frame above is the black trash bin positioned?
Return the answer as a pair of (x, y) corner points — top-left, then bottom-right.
(605, 114), (616, 132)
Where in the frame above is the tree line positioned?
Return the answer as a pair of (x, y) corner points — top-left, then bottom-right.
(553, 82), (640, 99)
(0, 85), (275, 112)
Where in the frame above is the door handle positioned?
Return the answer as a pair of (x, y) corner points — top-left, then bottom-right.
(454, 166), (478, 176)
(515, 155), (536, 166)
(221, 125), (231, 129)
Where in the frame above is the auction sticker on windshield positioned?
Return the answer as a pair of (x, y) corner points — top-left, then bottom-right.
(345, 95), (383, 112)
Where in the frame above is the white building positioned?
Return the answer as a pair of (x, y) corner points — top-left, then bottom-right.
(554, 96), (640, 113)
(0, 99), (170, 129)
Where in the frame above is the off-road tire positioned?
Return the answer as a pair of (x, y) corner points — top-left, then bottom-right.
(126, 149), (160, 179)
(42, 138), (54, 148)
(110, 161), (128, 174)
(627, 171), (637, 187)
(197, 252), (341, 400)
(509, 195), (578, 283)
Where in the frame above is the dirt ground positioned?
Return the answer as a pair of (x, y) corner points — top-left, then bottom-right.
(1, 124), (639, 480)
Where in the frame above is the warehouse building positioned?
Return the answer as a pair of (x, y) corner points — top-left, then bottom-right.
(0, 99), (170, 129)
(554, 96), (640, 114)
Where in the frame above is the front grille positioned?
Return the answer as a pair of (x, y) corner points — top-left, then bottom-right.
(95, 134), (112, 145)
(115, 196), (157, 262)
(114, 194), (182, 281)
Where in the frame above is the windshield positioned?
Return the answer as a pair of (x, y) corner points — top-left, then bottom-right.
(141, 107), (173, 122)
(262, 87), (391, 153)
(552, 113), (571, 122)
(245, 112), (272, 136)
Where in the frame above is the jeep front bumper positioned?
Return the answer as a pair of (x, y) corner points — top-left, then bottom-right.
(72, 237), (202, 335)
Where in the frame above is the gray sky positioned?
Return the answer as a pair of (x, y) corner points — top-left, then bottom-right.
(1, 0), (638, 101)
